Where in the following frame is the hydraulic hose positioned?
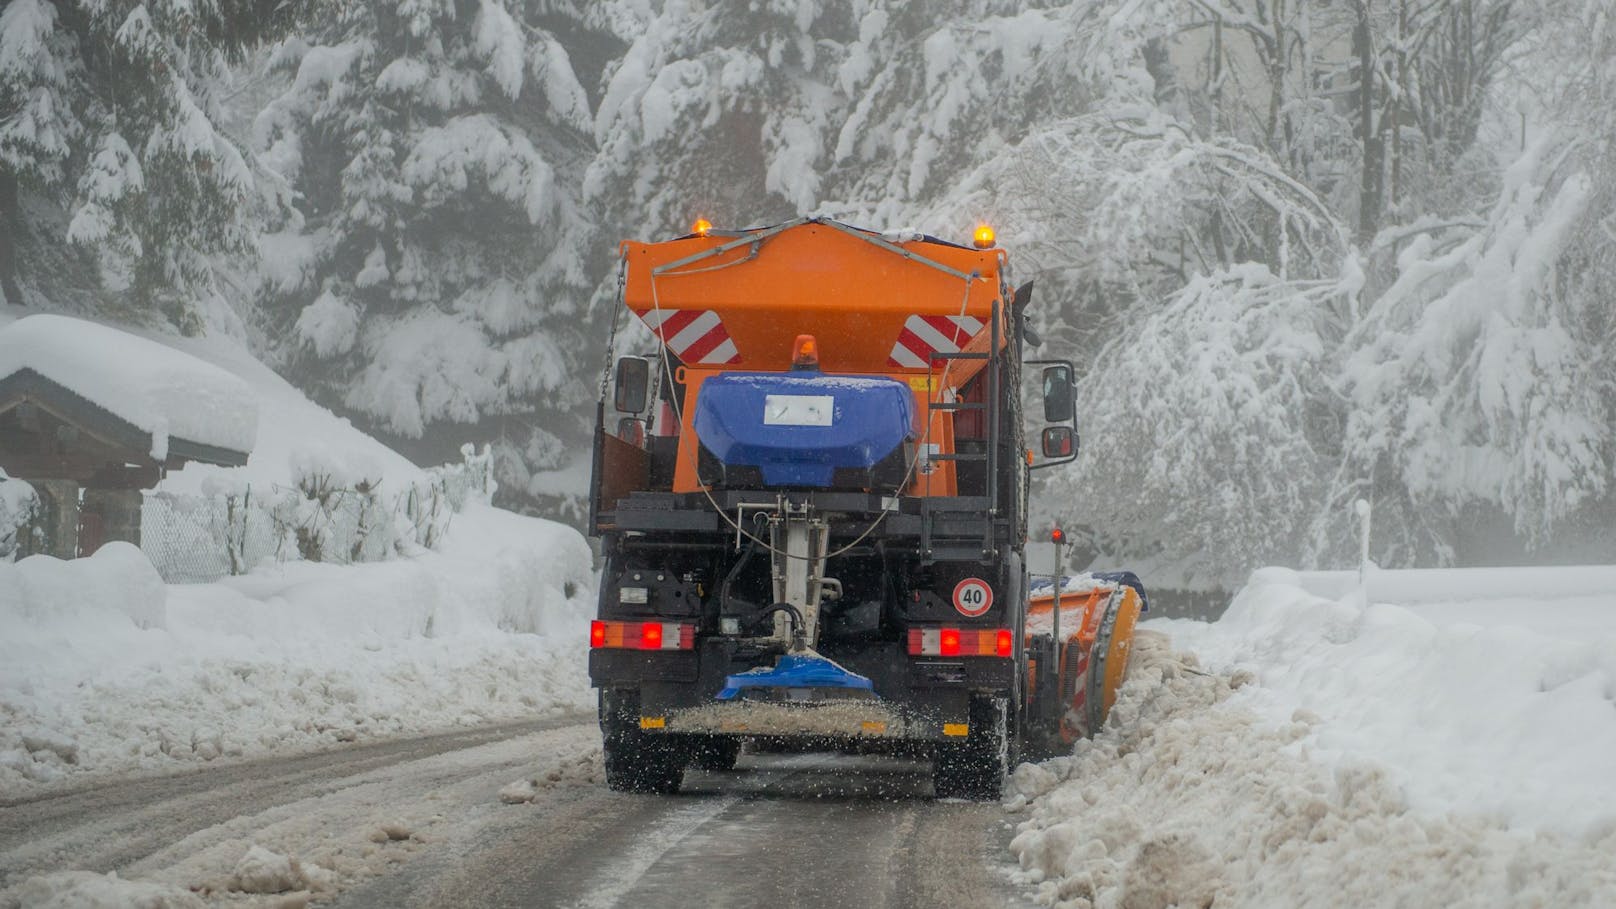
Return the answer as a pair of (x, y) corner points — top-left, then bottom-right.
(756, 602), (806, 650)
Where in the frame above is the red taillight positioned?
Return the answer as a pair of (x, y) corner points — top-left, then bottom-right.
(907, 627), (1013, 658)
(589, 620), (694, 651)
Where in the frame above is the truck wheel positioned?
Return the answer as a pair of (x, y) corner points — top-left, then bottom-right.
(933, 696), (1010, 801)
(600, 691), (686, 794)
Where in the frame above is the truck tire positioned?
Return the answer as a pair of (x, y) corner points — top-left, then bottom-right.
(600, 691), (686, 794)
(933, 696), (1010, 801)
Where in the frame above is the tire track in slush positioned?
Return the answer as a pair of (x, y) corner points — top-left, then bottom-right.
(551, 753), (1026, 909)
(562, 795), (741, 909)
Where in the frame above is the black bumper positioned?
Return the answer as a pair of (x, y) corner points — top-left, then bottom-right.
(588, 640), (1015, 742)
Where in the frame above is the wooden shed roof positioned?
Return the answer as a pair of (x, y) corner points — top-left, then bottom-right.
(0, 367), (250, 470)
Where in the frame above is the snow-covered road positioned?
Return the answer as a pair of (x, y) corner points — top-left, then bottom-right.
(336, 750), (1029, 909)
(1, 716), (597, 905)
(1, 720), (1030, 908)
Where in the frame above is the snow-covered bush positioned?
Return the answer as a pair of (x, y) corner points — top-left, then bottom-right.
(0, 471), (39, 561)
(139, 446), (494, 581)
(321, 444), (492, 560)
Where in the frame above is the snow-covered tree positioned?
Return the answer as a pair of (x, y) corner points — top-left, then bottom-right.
(997, 108), (1361, 583)
(1311, 0), (1616, 565)
(1062, 265), (1354, 585)
(255, 0), (603, 504)
(585, 0), (844, 235)
(9, 0), (1609, 571)
(0, 0), (295, 325)
(585, 1), (1125, 233)
(821, 1), (1137, 226)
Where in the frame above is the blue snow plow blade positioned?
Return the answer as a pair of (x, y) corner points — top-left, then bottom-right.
(693, 370), (913, 488)
(715, 652), (877, 701)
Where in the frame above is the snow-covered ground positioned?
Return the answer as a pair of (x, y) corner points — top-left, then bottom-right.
(1008, 568), (1616, 907)
(0, 312), (597, 796)
(0, 505), (594, 794)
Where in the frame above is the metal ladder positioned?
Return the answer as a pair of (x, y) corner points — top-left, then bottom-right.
(919, 301), (1000, 564)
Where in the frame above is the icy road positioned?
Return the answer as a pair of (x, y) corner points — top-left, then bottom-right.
(0, 714), (1028, 908)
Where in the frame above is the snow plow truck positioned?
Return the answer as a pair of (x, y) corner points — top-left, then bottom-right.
(587, 217), (1145, 799)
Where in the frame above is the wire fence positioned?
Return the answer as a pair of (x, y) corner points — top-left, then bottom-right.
(140, 444), (494, 584)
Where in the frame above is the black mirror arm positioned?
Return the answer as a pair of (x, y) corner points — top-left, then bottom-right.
(1012, 281), (1040, 347)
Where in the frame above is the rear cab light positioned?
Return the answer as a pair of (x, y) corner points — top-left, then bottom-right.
(589, 620), (695, 650)
(907, 627), (1014, 657)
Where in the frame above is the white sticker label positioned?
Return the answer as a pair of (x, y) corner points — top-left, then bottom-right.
(953, 578), (994, 617)
(763, 394), (835, 426)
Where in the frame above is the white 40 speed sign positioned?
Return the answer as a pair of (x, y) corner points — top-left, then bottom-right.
(952, 578), (993, 617)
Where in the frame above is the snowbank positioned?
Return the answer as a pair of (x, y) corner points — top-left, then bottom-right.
(6, 871), (205, 909)
(1162, 567), (1616, 837)
(0, 314), (258, 459)
(0, 503), (595, 794)
(1007, 631), (1616, 908)
(1008, 568), (1616, 907)
(0, 541), (166, 632)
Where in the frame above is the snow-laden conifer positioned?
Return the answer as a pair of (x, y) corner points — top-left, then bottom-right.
(255, 0), (601, 498)
(1, 0), (295, 323)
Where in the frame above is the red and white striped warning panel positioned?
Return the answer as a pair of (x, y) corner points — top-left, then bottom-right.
(634, 308), (742, 365)
(887, 314), (986, 368)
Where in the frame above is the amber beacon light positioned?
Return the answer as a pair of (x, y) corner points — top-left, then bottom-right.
(972, 223), (996, 249)
(692, 217), (713, 237)
(791, 334), (820, 370)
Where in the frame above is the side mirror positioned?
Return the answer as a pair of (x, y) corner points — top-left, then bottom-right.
(1042, 364), (1074, 423)
(1041, 426), (1077, 459)
(614, 357), (650, 413)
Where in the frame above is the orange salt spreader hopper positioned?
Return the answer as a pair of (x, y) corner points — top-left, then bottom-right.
(619, 218), (1008, 376)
